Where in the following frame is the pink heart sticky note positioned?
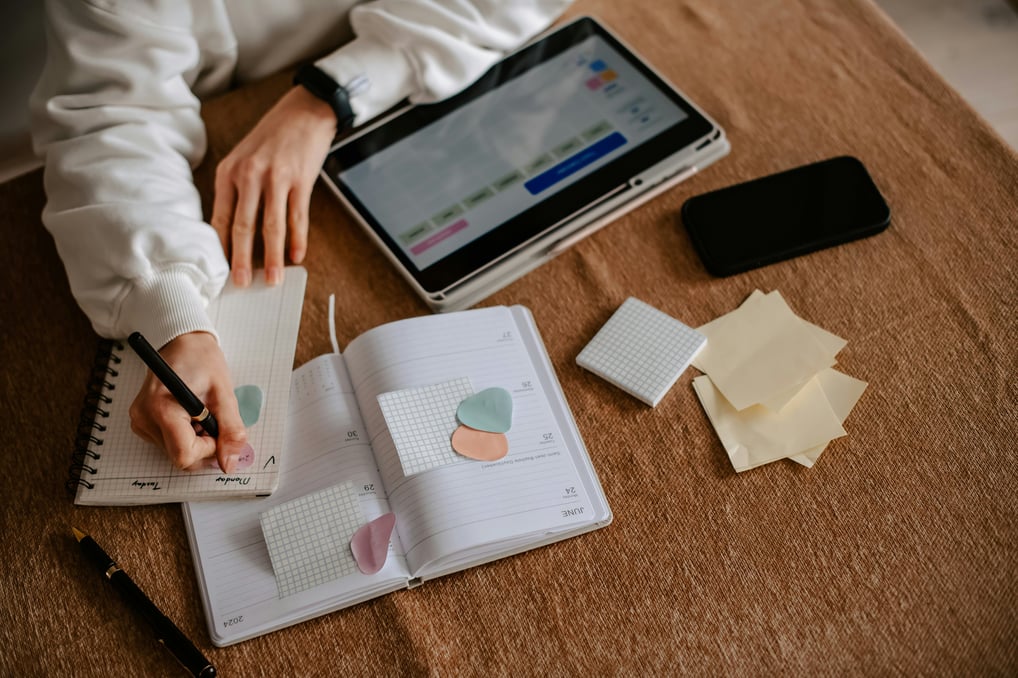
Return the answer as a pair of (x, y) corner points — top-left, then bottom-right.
(201, 442), (255, 471)
(450, 425), (509, 461)
(350, 513), (397, 575)
(234, 443), (256, 469)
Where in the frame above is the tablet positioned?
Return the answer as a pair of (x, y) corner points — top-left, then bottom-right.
(321, 16), (729, 311)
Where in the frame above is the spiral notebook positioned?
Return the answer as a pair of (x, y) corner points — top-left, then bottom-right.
(69, 267), (307, 506)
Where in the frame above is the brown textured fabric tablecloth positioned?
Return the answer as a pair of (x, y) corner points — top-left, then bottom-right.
(2, 0), (1016, 674)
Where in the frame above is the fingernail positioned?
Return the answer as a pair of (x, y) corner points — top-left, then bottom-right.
(266, 267), (283, 286)
(222, 453), (240, 474)
(234, 268), (251, 287)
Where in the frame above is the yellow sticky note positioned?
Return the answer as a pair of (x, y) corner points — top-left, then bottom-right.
(692, 373), (847, 472)
(693, 290), (844, 411)
(788, 369), (868, 467)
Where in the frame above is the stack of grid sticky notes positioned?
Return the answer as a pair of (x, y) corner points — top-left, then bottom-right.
(577, 297), (707, 407)
(691, 290), (867, 472)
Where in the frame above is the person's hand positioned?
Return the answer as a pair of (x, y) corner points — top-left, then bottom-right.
(211, 85), (337, 287)
(129, 331), (250, 473)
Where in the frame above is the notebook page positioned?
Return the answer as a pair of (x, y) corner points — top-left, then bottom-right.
(408, 308), (612, 581)
(343, 306), (605, 576)
(183, 354), (409, 646)
(75, 267), (306, 504)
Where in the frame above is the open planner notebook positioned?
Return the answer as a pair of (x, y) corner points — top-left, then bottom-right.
(183, 305), (612, 646)
(69, 267), (307, 505)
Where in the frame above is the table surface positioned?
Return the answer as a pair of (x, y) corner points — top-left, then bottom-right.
(2, 0), (1016, 674)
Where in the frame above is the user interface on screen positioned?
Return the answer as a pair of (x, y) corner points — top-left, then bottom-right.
(337, 33), (689, 271)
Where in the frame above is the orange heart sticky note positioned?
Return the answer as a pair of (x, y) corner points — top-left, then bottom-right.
(350, 512), (397, 575)
(450, 425), (508, 461)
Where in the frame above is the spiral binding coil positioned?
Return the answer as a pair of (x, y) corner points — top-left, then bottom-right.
(67, 339), (124, 494)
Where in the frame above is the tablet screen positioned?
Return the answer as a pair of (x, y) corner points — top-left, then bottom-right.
(325, 18), (715, 292)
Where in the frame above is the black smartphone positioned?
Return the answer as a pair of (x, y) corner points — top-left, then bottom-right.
(681, 156), (890, 276)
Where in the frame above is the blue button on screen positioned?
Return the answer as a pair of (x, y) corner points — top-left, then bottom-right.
(524, 132), (627, 196)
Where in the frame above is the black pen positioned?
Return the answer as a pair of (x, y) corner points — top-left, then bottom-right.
(128, 331), (219, 437)
(72, 527), (216, 677)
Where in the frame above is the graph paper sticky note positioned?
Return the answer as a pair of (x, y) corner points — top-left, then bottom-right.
(377, 377), (474, 476)
(260, 482), (363, 598)
(577, 297), (707, 406)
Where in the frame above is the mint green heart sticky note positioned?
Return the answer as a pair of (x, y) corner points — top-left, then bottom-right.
(456, 387), (513, 433)
(235, 384), (263, 427)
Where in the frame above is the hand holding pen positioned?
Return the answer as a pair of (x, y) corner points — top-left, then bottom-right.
(127, 331), (251, 473)
(129, 332), (220, 437)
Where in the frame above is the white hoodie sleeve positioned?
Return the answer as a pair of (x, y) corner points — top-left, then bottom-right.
(31, 0), (571, 348)
(315, 0), (574, 124)
(31, 0), (228, 348)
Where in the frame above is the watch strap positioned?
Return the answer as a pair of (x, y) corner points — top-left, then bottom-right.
(293, 64), (356, 130)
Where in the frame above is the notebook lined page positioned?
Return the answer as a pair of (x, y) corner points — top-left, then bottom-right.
(76, 267), (306, 504)
(343, 306), (598, 576)
(184, 354), (409, 645)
